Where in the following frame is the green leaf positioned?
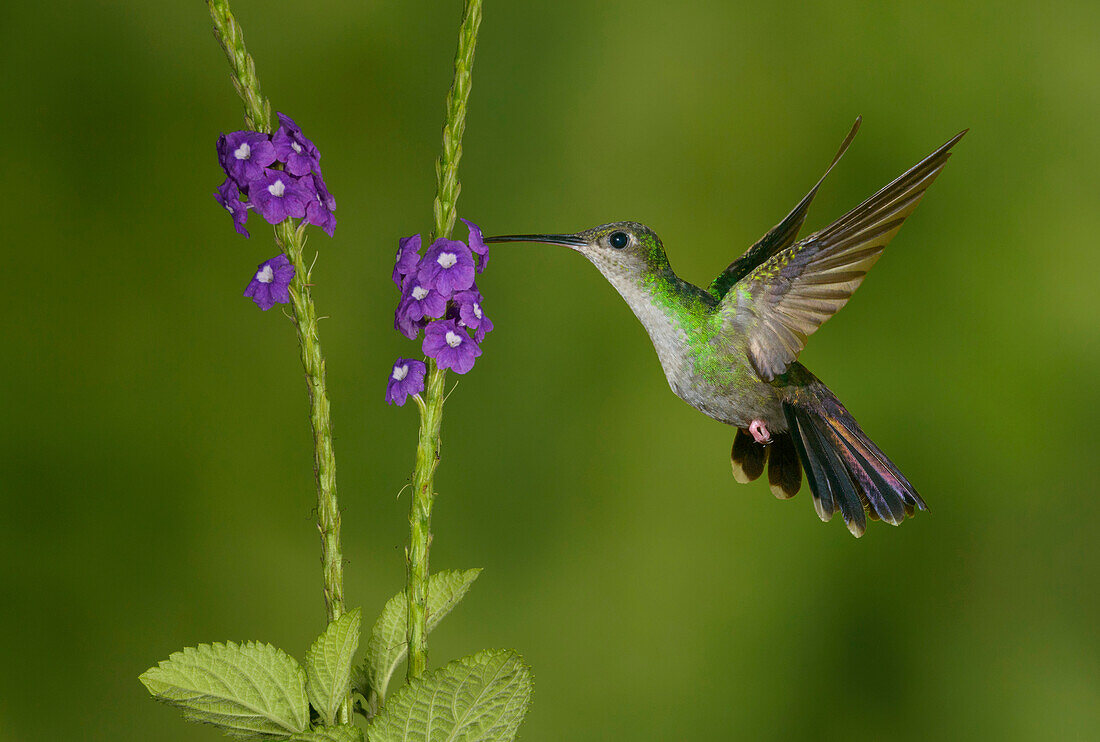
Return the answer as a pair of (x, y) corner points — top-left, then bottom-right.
(361, 569), (480, 701)
(291, 726), (364, 742)
(306, 608), (362, 725)
(365, 650), (532, 742)
(140, 641), (309, 739)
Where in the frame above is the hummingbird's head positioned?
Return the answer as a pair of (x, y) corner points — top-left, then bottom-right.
(484, 221), (670, 283)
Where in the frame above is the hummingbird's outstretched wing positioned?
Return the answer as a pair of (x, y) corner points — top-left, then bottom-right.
(708, 117), (862, 300)
(722, 129), (966, 381)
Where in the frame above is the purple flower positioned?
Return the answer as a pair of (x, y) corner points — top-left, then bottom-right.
(214, 178), (250, 238)
(312, 168), (336, 210)
(417, 239), (475, 297)
(399, 277), (448, 323)
(243, 254), (295, 311)
(460, 218), (488, 273)
(394, 307), (425, 340)
(422, 319), (482, 374)
(219, 131), (276, 187)
(385, 358), (427, 406)
(250, 169), (311, 224)
(272, 112), (321, 176)
(473, 317), (494, 343)
(304, 173), (336, 237)
(452, 288), (494, 343)
(393, 234), (422, 286)
(305, 201), (336, 237)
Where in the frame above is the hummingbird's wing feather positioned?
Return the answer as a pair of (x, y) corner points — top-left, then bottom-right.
(723, 129), (966, 381)
(708, 117), (862, 300)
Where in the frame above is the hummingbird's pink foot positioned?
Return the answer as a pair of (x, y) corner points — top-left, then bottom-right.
(749, 419), (772, 445)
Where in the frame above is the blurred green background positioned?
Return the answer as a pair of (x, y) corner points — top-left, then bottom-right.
(2, 0), (1098, 739)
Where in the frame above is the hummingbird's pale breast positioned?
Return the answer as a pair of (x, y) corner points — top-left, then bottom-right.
(587, 252), (786, 431)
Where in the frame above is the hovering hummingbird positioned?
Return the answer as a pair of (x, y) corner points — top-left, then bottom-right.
(486, 119), (966, 537)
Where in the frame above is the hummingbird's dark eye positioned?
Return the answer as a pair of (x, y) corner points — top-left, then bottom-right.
(609, 231), (629, 249)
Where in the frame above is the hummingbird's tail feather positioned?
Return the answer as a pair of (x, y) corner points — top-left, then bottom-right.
(781, 377), (927, 537)
(766, 434), (802, 499)
(731, 428), (768, 483)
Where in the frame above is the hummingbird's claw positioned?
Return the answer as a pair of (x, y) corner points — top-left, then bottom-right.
(749, 420), (772, 445)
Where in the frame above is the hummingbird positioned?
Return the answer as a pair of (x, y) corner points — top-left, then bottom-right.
(485, 119), (966, 537)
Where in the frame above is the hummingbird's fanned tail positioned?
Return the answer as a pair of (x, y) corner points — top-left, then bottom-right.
(779, 373), (927, 537)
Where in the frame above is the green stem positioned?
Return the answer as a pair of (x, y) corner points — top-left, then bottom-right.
(406, 0), (482, 683)
(432, 0), (483, 243)
(207, 0), (347, 721)
(207, 0), (271, 133)
(277, 220), (346, 626)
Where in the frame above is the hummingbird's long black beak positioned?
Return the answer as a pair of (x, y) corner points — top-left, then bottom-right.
(483, 234), (586, 247)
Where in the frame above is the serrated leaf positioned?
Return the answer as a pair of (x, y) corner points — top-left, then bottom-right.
(140, 641), (309, 739)
(362, 569), (480, 701)
(366, 650), (532, 742)
(306, 608), (362, 725)
(291, 725), (364, 742)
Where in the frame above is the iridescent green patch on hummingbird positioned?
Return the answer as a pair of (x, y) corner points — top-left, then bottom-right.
(487, 119), (967, 537)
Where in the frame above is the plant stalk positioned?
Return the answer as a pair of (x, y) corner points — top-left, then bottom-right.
(405, 0), (482, 683)
(278, 220), (346, 626)
(207, 0), (271, 133)
(208, 0), (348, 720)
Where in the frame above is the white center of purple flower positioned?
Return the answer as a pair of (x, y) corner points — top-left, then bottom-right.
(256, 265), (274, 284)
(291, 141), (303, 154)
(437, 252), (458, 269)
(268, 179), (286, 197)
(234, 142), (252, 160)
(445, 331), (463, 348)
(411, 286), (429, 301)
(392, 364), (409, 381)
(473, 302), (482, 319)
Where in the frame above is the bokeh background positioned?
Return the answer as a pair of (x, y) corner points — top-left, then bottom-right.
(2, 0), (1098, 739)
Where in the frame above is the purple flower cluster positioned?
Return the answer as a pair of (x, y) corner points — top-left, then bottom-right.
(385, 220), (493, 405)
(214, 113), (336, 239)
(213, 114), (335, 312)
